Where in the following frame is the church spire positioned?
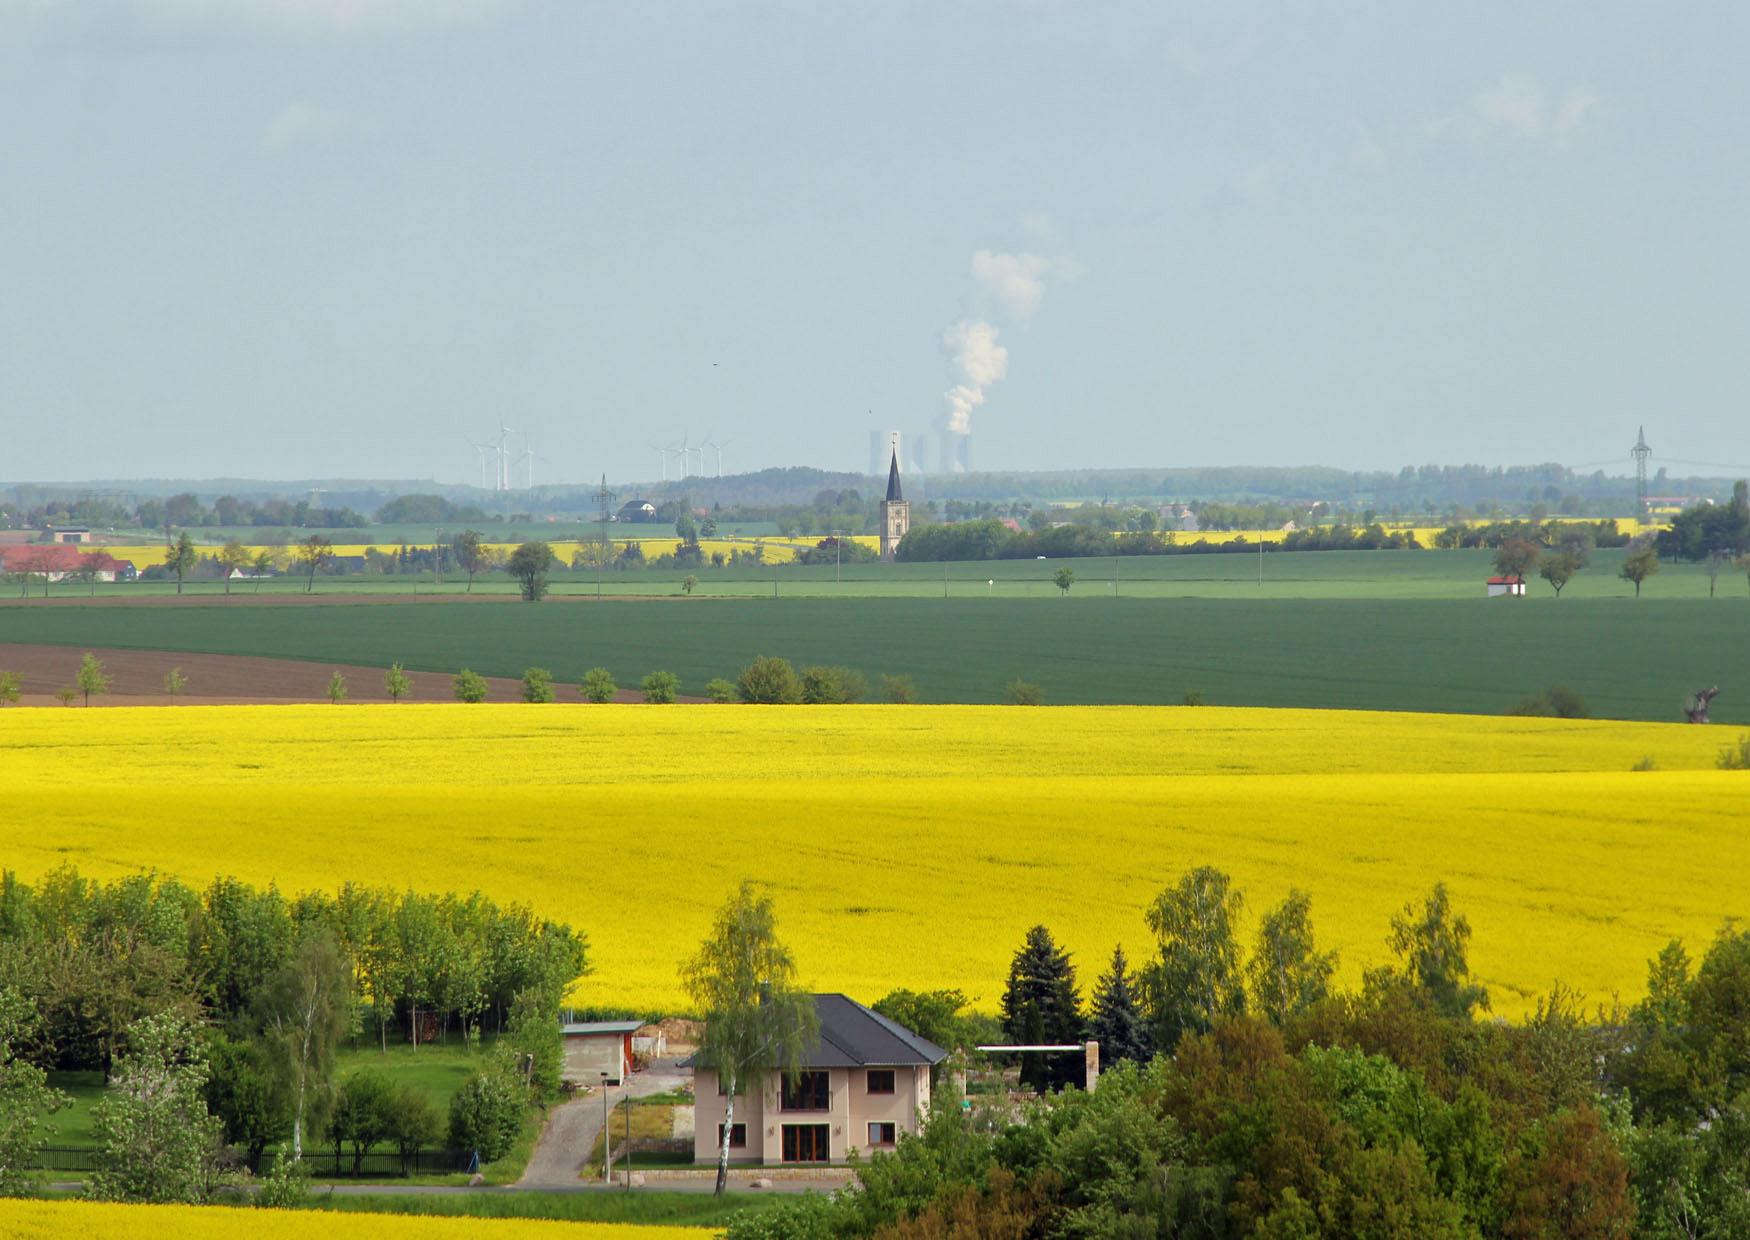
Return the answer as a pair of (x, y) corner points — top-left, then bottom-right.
(885, 449), (903, 502)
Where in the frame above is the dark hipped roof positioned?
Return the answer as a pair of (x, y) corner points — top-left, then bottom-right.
(885, 450), (903, 503)
(682, 994), (947, 1070)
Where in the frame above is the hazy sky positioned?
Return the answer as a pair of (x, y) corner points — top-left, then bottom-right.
(4, 1), (1750, 486)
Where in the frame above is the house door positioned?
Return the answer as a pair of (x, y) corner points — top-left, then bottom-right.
(781, 1124), (831, 1163)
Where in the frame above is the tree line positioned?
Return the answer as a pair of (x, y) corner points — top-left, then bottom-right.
(721, 869), (1750, 1238)
(0, 867), (586, 1202)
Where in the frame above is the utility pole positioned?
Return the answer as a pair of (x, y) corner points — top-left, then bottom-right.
(601, 1073), (611, 1184)
(1632, 426), (1652, 514)
(592, 474), (615, 601)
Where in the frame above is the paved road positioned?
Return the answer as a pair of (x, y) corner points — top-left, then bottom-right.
(517, 1056), (691, 1189)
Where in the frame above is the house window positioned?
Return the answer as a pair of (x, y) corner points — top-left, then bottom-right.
(782, 1124), (831, 1163)
(718, 1123), (746, 1149)
(866, 1069), (895, 1095)
(779, 1070), (830, 1111)
(715, 1076), (744, 1096)
(867, 1122), (897, 1147)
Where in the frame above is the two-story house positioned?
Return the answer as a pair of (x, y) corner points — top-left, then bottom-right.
(690, 993), (948, 1165)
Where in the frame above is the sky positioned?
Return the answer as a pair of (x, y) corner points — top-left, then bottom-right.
(4, 0), (1750, 487)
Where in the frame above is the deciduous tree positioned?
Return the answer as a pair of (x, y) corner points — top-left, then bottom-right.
(384, 663), (411, 703)
(506, 541), (555, 602)
(1247, 889), (1338, 1025)
(88, 1011), (230, 1203)
(453, 530), (484, 593)
(295, 536), (334, 594)
(1379, 883), (1489, 1018)
(255, 933), (352, 1160)
(681, 880), (818, 1195)
(217, 540), (251, 595)
(0, 985), (69, 1195)
(1142, 866), (1246, 1051)
(452, 669), (488, 703)
(76, 652), (111, 706)
(164, 531), (198, 596)
(736, 655), (802, 704)
(1620, 542), (1660, 597)
(641, 670), (679, 703)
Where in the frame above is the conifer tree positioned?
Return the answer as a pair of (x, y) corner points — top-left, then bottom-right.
(1001, 925), (1083, 1091)
(1088, 945), (1150, 1067)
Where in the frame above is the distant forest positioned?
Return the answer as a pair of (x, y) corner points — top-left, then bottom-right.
(2, 462), (1740, 531)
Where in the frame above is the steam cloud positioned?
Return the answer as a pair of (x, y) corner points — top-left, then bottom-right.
(940, 320), (1010, 434)
(939, 245), (1078, 442)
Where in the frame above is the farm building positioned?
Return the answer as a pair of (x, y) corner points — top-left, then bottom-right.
(1486, 575), (1526, 598)
(49, 526), (93, 544)
(688, 994), (947, 1166)
(616, 499), (658, 523)
(561, 1019), (641, 1086)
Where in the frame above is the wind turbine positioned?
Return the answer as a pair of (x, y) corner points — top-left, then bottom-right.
(702, 435), (730, 477)
(496, 422), (517, 492)
(470, 442), (497, 491)
(648, 443), (669, 482)
(517, 434), (539, 491)
(668, 435), (691, 480)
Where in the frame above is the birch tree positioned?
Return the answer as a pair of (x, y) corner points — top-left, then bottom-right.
(255, 933), (351, 1159)
(681, 881), (817, 1196)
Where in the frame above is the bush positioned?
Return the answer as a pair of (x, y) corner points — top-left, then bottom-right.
(1182, 690), (1205, 706)
(1718, 734), (1750, 771)
(256, 1142), (310, 1209)
(1507, 686), (1589, 719)
(704, 677), (737, 703)
(453, 668), (489, 703)
(449, 1070), (524, 1163)
(737, 655), (802, 704)
(522, 667), (555, 704)
(580, 667), (617, 704)
(1631, 754), (1659, 772)
(801, 665), (868, 704)
(1005, 679), (1044, 706)
(641, 670), (680, 704)
(880, 673), (918, 704)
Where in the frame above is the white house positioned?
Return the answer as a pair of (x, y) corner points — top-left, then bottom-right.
(1486, 575), (1526, 598)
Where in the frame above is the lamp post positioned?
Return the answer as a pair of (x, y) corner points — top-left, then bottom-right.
(601, 1072), (610, 1184)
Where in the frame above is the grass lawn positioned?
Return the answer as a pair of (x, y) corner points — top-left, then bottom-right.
(307, 1188), (794, 1226)
(42, 1035), (540, 1186)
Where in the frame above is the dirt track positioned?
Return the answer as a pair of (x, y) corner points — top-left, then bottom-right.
(0, 644), (690, 706)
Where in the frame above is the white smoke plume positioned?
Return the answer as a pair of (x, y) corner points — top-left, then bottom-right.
(940, 320), (1008, 434)
(970, 249), (1083, 323)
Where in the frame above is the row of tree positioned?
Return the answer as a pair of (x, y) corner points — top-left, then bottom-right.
(720, 870), (1750, 1238)
(0, 867), (587, 1076)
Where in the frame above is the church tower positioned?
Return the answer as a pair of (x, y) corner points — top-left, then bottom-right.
(878, 448), (909, 561)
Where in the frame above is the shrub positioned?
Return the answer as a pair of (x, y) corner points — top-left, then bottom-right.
(256, 1142), (310, 1209)
(580, 667), (617, 704)
(737, 655), (803, 704)
(522, 667), (555, 704)
(641, 670), (680, 704)
(1507, 687), (1589, 719)
(326, 671), (347, 704)
(880, 673), (918, 704)
(801, 665), (868, 704)
(0, 670), (18, 705)
(1005, 679), (1044, 706)
(1718, 734), (1750, 771)
(163, 667), (187, 698)
(682, 574), (698, 595)
(1182, 690), (1205, 706)
(55, 687), (76, 707)
(448, 1070), (523, 1163)
(453, 668), (489, 703)
(704, 677), (737, 704)
(1631, 754), (1659, 772)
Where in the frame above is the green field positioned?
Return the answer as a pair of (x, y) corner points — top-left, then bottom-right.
(4, 585), (1746, 721)
(17, 546), (1750, 601)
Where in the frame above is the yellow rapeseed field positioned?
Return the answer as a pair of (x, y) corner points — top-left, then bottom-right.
(0, 1199), (705, 1239)
(1, 704), (1743, 1017)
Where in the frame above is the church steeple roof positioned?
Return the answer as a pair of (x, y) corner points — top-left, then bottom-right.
(884, 450), (903, 503)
